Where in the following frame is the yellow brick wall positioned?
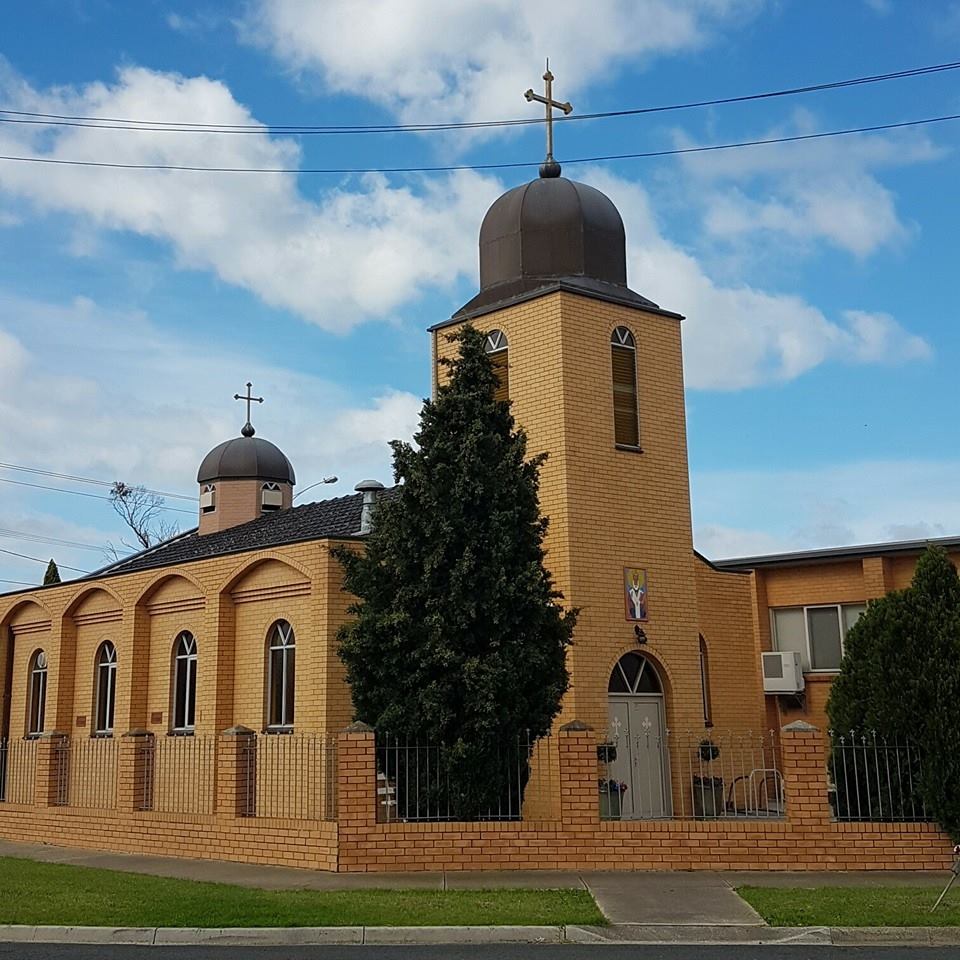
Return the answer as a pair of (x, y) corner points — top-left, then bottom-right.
(434, 291), (703, 740)
(0, 540), (357, 745)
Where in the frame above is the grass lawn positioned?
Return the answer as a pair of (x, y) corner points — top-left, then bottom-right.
(738, 884), (960, 927)
(0, 857), (603, 928)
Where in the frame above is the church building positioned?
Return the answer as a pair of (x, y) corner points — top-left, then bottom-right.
(0, 78), (956, 868)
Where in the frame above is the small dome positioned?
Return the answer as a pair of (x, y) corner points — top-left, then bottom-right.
(479, 176), (627, 293)
(197, 435), (296, 485)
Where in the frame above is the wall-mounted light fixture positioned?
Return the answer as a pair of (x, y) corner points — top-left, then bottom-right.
(634, 624), (647, 645)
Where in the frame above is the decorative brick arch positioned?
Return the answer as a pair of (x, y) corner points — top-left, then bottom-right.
(133, 569), (205, 608)
(0, 595), (53, 632)
(62, 583), (124, 619)
(217, 552), (313, 596)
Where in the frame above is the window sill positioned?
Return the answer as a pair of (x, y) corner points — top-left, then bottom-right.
(803, 670), (840, 679)
(615, 443), (644, 454)
(91, 731), (114, 739)
(167, 729), (195, 737)
(264, 726), (294, 735)
(24, 733), (41, 741)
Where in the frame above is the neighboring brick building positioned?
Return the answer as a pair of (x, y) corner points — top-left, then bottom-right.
(0, 160), (954, 869)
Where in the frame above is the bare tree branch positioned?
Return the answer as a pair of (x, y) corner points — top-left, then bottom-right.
(108, 482), (180, 554)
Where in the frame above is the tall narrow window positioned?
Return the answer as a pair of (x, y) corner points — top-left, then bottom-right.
(267, 620), (295, 730)
(28, 650), (47, 736)
(699, 635), (713, 727)
(484, 329), (509, 403)
(94, 641), (117, 735)
(611, 326), (640, 448)
(172, 632), (197, 733)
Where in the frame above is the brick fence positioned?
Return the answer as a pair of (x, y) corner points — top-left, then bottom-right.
(0, 721), (952, 873)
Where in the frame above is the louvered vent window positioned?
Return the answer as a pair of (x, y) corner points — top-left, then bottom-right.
(484, 329), (509, 403)
(611, 326), (640, 448)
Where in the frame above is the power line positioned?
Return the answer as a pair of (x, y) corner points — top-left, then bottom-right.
(0, 547), (89, 575)
(1, 112), (957, 175)
(0, 578), (37, 587)
(0, 476), (196, 515)
(0, 527), (105, 553)
(1, 59), (958, 135)
(0, 461), (196, 501)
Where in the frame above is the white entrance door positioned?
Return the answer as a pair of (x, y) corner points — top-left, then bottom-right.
(608, 695), (671, 819)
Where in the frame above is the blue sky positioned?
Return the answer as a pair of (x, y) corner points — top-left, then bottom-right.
(1, 0), (959, 587)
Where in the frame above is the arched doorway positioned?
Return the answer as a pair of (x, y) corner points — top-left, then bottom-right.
(607, 652), (671, 819)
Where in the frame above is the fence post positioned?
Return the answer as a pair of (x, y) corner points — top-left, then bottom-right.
(337, 722), (377, 834)
(34, 731), (67, 807)
(217, 725), (255, 818)
(780, 720), (832, 826)
(117, 730), (153, 812)
(559, 720), (598, 826)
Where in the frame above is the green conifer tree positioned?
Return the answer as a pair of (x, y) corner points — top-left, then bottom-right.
(335, 325), (575, 817)
(42, 559), (61, 585)
(827, 546), (960, 840)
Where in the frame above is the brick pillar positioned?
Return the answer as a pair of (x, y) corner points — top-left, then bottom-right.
(862, 557), (890, 600)
(217, 725), (255, 818)
(337, 722), (377, 831)
(781, 720), (832, 826)
(117, 729), (153, 812)
(34, 731), (68, 807)
(559, 720), (598, 826)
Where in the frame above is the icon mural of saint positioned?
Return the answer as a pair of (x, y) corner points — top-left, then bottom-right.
(624, 567), (648, 621)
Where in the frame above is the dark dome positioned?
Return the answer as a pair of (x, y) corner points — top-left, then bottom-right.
(450, 174), (666, 321)
(197, 436), (296, 485)
(480, 176), (627, 291)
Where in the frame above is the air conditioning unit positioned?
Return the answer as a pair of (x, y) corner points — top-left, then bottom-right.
(762, 651), (804, 694)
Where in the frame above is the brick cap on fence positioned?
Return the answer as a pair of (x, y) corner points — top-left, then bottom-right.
(221, 725), (256, 737)
(559, 720), (594, 732)
(122, 729), (154, 739)
(781, 720), (820, 733)
(36, 730), (67, 739)
(342, 721), (374, 734)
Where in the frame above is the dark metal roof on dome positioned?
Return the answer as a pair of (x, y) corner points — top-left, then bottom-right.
(446, 175), (680, 325)
(197, 435), (296, 485)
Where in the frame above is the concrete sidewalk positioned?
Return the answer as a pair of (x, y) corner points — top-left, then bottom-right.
(0, 838), (949, 927)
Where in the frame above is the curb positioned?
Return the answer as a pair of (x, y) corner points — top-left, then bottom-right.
(1, 923), (960, 946)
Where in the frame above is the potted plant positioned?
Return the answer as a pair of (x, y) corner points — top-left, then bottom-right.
(599, 778), (627, 819)
(692, 740), (723, 818)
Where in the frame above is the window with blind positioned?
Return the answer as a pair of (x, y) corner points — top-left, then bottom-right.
(484, 329), (509, 403)
(611, 327), (639, 447)
(771, 603), (867, 672)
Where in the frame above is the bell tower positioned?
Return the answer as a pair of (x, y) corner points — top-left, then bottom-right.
(431, 71), (702, 734)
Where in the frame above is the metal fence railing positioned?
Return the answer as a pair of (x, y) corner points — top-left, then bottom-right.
(375, 732), (560, 823)
(141, 736), (216, 815)
(57, 737), (117, 810)
(828, 731), (931, 822)
(599, 728), (784, 821)
(242, 734), (337, 821)
(0, 738), (38, 804)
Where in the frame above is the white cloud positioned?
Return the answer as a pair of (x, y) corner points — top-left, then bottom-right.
(676, 111), (943, 258)
(864, 0), (893, 14)
(0, 64), (498, 331)
(0, 292), (419, 518)
(585, 171), (931, 389)
(247, 0), (764, 125)
(693, 459), (960, 559)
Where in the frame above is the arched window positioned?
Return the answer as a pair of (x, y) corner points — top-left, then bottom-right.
(608, 652), (661, 694)
(94, 642), (117, 735)
(261, 481), (283, 512)
(484, 329), (509, 403)
(28, 650), (47, 736)
(267, 620), (295, 730)
(172, 632), (197, 733)
(699, 635), (713, 727)
(200, 484), (216, 514)
(611, 326), (640, 448)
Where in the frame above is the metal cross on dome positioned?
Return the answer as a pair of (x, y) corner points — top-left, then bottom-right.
(524, 59), (573, 178)
(234, 381), (264, 438)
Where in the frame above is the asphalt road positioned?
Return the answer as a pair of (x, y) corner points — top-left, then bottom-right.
(1, 946), (958, 960)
